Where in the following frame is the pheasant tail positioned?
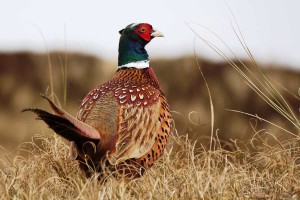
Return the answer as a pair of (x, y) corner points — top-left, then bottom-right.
(22, 96), (101, 145)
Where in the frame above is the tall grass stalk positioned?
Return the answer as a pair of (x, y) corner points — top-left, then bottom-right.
(186, 13), (300, 135)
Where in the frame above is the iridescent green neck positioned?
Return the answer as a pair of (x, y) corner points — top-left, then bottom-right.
(118, 35), (149, 68)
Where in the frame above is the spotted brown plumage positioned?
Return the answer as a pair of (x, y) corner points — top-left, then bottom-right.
(23, 23), (173, 178)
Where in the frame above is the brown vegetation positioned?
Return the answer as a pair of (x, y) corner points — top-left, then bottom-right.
(0, 52), (299, 199)
(0, 52), (298, 150)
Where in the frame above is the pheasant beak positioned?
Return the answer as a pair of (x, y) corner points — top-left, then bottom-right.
(151, 29), (164, 37)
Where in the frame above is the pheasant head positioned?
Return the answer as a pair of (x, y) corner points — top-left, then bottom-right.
(118, 23), (163, 68)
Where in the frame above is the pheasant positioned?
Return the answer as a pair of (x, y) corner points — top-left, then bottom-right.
(24, 23), (173, 178)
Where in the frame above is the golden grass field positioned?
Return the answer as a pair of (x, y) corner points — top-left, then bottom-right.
(0, 50), (299, 199)
(1, 131), (300, 199)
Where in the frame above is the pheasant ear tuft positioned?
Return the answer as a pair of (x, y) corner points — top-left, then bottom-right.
(119, 29), (124, 34)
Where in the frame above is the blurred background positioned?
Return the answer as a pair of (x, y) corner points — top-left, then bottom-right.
(0, 0), (299, 151)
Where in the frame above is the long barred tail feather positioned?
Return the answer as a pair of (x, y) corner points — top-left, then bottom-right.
(22, 108), (99, 144)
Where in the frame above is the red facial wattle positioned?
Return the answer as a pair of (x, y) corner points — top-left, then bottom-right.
(134, 24), (153, 41)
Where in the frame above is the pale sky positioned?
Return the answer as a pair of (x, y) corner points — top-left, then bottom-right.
(1, 0), (299, 69)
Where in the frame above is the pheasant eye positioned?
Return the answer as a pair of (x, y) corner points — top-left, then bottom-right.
(140, 27), (147, 33)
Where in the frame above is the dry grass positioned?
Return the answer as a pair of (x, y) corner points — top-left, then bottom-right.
(1, 132), (300, 199)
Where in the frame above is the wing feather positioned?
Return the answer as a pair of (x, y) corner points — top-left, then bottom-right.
(108, 88), (161, 165)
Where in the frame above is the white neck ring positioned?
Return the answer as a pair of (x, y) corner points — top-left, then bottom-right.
(118, 60), (149, 69)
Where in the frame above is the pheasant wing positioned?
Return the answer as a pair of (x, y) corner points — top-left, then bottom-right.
(108, 85), (162, 165)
